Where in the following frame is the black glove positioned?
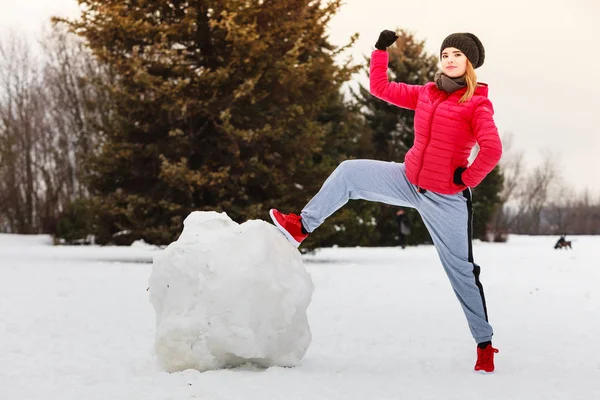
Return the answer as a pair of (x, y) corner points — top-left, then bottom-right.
(453, 167), (466, 186)
(375, 30), (399, 51)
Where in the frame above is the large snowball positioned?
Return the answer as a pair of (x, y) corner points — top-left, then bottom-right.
(148, 211), (314, 372)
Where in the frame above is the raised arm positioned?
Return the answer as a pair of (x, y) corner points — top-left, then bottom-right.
(369, 50), (422, 110)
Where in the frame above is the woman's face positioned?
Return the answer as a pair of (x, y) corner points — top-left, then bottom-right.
(441, 47), (467, 78)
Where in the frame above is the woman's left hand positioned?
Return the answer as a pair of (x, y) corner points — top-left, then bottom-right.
(453, 167), (466, 186)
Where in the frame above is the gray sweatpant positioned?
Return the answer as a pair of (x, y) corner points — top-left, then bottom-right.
(301, 160), (493, 343)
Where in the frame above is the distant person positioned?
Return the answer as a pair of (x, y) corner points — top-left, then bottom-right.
(269, 31), (501, 372)
(396, 209), (411, 248)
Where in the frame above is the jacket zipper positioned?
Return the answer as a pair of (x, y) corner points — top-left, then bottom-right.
(415, 93), (449, 187)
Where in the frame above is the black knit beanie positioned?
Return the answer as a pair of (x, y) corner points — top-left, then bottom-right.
(440, 33), (485, 69)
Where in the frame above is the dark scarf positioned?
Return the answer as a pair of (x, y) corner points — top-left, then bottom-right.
(435, 72), (466, 93)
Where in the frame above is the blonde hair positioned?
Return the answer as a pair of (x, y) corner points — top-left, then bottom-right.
(459, 60), (477, 103)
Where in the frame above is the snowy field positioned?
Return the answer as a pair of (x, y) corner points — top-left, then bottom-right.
(1, 233), (599, 400)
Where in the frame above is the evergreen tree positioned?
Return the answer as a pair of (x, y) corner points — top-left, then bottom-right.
(302, 94), (380, 249)
(472, 165), (504, 240)
(353, 30), (439, 246)
(355, 30), (439, 163)
(59, 0), (360, 244)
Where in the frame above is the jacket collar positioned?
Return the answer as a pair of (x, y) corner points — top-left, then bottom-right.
(474, 83), (489, 97)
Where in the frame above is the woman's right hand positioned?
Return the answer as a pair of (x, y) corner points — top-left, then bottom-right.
(375, 30), (399, 50)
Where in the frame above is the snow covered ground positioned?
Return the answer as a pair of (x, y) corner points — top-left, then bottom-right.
(1, 233), (599, 400)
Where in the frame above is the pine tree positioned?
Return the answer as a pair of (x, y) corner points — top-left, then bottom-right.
(472, 165), (504, 240)
(59, 0), (360, 244)
(355, 30), (439, 163)
(301, 94), (379, 249)
(353, 30), (439, 246)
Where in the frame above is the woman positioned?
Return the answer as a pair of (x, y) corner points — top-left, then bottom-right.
(270, 31), (502, 373)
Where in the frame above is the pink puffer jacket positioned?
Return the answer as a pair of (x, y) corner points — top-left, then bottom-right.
(369, 50), (502, 195)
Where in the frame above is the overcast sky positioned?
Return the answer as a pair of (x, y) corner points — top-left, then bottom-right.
(2, 0), (599, 195)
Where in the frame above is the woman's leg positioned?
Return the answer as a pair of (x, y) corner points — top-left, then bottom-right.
(300, 160), (420, 232)
(417, 189), (494, 344)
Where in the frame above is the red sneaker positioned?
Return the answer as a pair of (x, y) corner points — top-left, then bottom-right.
(474, 344), (499, 373)
(269, 209), (308, 248)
